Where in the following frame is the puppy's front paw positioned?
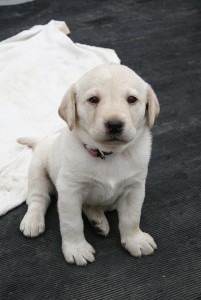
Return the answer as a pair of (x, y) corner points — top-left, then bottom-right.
(20, 209), (45, 238)
(121, 230), (157, 257)
(62, 240), (95, 266)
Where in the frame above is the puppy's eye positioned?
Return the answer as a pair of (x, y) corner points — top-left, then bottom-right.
(88, 96), (100, 104)
(127, 96), (138, 104)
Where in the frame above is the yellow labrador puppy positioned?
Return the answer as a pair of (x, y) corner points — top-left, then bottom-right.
(18, 64), (160, 266)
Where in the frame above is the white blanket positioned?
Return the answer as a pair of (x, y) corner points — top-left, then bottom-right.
(0, 20), (120, 216)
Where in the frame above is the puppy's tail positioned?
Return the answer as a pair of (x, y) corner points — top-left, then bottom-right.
(17, 137), (39, 150)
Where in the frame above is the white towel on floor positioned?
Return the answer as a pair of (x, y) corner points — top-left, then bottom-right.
(0, 20), (120, 216)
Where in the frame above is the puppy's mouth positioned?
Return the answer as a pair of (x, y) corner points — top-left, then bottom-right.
(89, 127), (135, 147)
(96, 133), (129, 146)
(106, 135), (127, 143)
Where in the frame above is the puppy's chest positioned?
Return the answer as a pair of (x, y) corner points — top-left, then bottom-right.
(83, 166), (138, 205)
(84, 179), (124, 206)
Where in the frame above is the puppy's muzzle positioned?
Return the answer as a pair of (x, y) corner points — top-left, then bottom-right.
(105, 119), (124, 134)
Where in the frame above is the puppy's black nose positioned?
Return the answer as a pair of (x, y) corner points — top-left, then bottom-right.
(105, 119), (124, 133)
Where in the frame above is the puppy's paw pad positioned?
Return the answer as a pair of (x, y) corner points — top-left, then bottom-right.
(122, 230), (157, 257)
(62, 240), (95, 266)
(20, 211), (45, 238)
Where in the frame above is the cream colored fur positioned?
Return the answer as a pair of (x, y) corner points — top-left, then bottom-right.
(19, 64), (160, 266)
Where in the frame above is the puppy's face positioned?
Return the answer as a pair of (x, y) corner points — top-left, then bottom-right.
(59, 64), (159, 148)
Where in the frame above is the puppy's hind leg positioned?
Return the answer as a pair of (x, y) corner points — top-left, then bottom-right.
(20, 160), (53, 238)
(83, 205), (110, 236)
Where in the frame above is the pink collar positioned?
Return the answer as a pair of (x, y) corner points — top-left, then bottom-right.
(84, 144), (113, 160)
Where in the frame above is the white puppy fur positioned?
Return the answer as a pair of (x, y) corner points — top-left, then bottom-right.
(18, 64), (160, 266)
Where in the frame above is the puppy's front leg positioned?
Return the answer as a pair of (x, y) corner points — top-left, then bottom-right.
(117, 180), (157, 257)
(58, 188), (95, 266)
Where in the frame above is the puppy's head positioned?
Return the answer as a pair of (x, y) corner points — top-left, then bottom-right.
(59, 64), (160, 148)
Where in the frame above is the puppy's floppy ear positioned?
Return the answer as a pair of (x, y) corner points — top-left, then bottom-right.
(146, 85), (160, 128)
(58, 85), (76, 131)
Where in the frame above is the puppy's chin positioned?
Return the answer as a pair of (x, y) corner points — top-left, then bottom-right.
(93, 132), (137, 150)
(76, 127), (136, 152)
(98, 137), (128, 147)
